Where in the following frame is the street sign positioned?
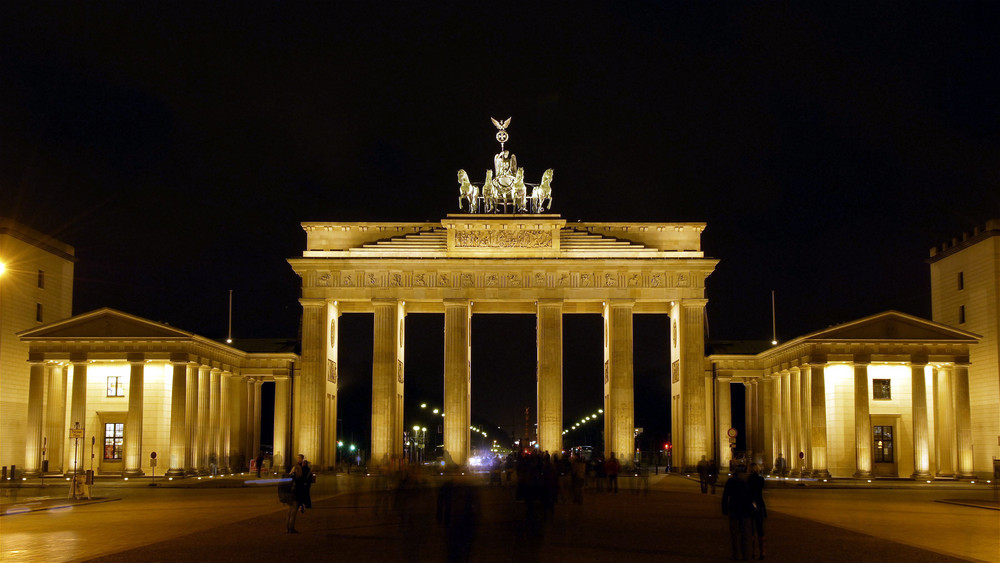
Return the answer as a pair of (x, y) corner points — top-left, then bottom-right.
(69, 428), (84, 438)
(727, 427), (738, 438)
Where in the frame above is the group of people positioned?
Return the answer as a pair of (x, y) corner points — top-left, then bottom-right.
(721, 462), (767, 560)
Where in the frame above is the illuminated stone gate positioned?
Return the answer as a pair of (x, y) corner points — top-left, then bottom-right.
(288, 216), (718, 469)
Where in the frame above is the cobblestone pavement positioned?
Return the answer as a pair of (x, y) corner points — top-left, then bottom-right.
(2, 473), (997, 562)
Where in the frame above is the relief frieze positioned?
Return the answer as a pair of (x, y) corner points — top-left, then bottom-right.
(454, 229), (553, 248)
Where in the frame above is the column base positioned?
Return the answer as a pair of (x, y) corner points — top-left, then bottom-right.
(122, 469), (145, 477)
(956, 472), (977, 479)
(811, 469), (831, 479)
(853, 470), (872, 479)
(165, 468), (186, 477)
(23, 470), (42, 478)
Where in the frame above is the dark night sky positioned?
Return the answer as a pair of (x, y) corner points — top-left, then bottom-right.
(2, 3), (998, 451)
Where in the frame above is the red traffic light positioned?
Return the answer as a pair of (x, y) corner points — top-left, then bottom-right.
(664, 442), (672, 451)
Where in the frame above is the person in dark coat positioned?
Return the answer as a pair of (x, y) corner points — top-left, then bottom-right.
(748, 463), (768, 559)
(697, 455), (710, 493)
(284, 454), (312, 533)
(722, 464), (754, 560)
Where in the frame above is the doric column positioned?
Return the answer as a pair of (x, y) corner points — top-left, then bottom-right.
(953, 361), (975, 478)
(933, 366), (955, 477)
(808, 360), (830, 479)
(800, 365), (812, 476)
(251, 379), (262, 462)
(45, 364), (67, 473)
(773, 373), (783, 470)
(209, 368), (222, 472)
(716, 376), (732, 465)
(273, 376), (291, 473)
(123, 354), (145, 476)
(759, 377), (773, 469)
(789, 368), (801, 474)
(604, 300), (634, 463)
(853, 355), (872, 478)
(196, 365), (210, 474)
(781, 371), (792, 467)
(744, 381), (755, 462)
(443, 299), (471, 467)
(672, 299), (707, 472)
(69, 355), (88, 444)
(167, 357), (188, 476)
(323, 301), (341, 471)
(185, 363), (198, 475)
(372, 298), (405, 466)
(294, 299), (328, 465)
(25, 359), (46, 476)
(910, 358), (931, 478)
(231, 373), (247, 471)
(536, 299), (563, 455)
(218, 371), (231, 473)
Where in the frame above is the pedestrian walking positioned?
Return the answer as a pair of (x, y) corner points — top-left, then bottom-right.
(708, 458), (719, 494)
(774, 453), (786, 479)
(697, 455), (710, 493)
(255, 451), (264, 478)
(604, 453), (620, 493)
(722, 463), (754, 560)
(283, 454), (312, 533)
(748, 463), (768, 559)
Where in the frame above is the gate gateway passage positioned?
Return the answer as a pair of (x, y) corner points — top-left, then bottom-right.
(288, 214), (718, 470)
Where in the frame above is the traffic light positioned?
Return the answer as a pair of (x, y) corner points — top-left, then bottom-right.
(664, 442), (672, 451)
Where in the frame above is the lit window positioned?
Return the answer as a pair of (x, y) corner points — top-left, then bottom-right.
(872, 379), (891, 400)
(104, 423), (124, 460)
(37, 270), (45, 289)
(873, 425), (893, 463)
(959, 305), (966, 324)
(36, 303), (43, 322)
(107, 376), (125, 397)
(957, 272), (964, 290)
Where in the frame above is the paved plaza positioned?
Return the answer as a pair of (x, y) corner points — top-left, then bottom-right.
(2, 472), (997, 562)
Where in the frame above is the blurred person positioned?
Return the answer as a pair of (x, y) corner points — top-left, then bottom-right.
(722, 463), (754, 560)
(748, 463), (768, 559)
(773, 453), (786, 479)
(283, 454), (311, 533)
(697, 455), (710, 493)
(570, 453), (586, 504)
(708, 458), (719, 494)
(604, 453), (620, 493)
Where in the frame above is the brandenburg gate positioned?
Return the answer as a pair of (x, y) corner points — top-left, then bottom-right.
(287, 120), (718, 470)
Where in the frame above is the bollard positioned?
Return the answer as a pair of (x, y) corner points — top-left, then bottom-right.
(2, 466), (6, 481)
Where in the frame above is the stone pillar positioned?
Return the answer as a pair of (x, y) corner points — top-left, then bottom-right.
(781, 371), (791, 467)
(185, 363), (198, 475)
(323, 301), (341, 471)
(167, 359), (188, 476)
(536, 300), (563, 455)
(218, 371), (231, 473)
(910, 358), (931, 478)
(209, 368), (221, 472)
(933, 366), (955, 477)
(25, 360), (46, 476)
(772, 374), (782, 471)
(759, 378), (773, 469)
(716, 376), (732, 466)
(45, 364), (67, 473)
(196, 366), (210, 474)
(372, 299), (405, 466)
(252, 379), (262, 461)
(808, 361), (830, 479)
(853, 356), (872, 478)
(274, 376), (291, 473)
(232, 374), (247, 471)
(954, 361), (975, 478)
(672, 299), (707, 472)
(789, 368), (801, 474)
(443, 299), (471, 467)
(604, 300), (634, 463)
(295, 299), (327, 465)
(744, 381), (754, 462)
(800, 366), (812, 476)
(123, 355), (145, 476)
(69, 355), (88, 445)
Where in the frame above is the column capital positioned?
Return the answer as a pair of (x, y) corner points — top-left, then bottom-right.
(536, 298), (564, 308)
(852, 354), (871, 365)
(443, 298), (471, 308)
(70, 352), (88, 364)
(371, 297), (399, 306)
(909, 354), (928, 367)
(677, 298), (708, 308)
(127, 352), (145, 364)
(952, 356), (970, 366)
(604, 299), (635, 309)
(804, 354), (827, 366)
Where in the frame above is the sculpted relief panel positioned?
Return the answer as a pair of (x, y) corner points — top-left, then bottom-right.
(309, 269), (695, 290)
(454, 230), (553, 248)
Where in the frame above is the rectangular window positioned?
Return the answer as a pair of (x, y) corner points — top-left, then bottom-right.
(106, 376), (125, 397)
(872, 379), (891, 400)
(36, 303), (43, 322)
(957, 272), (964, 290)
(37, 269), (45, 289)
(104, 423), (124, 460)
(959, 305), (966, 324)
(873, 425), (893, 463)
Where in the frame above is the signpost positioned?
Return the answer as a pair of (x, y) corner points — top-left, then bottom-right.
(149, 452), (158, 487)
(69, 422), (83, 499)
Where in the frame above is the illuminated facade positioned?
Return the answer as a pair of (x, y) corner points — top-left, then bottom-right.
(710, 311), (979, 479)
(0, 218), (75, 472)
(929, 219), (999, 477)
(15, 308), (296, 476)
(288, 215), (718, 470)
